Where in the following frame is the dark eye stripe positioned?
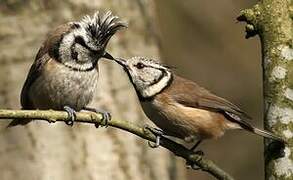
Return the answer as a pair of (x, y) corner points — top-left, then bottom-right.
(75, 36), (88, 48)
(135, 63), (168, 85)
(139, 64), (167, 72)
(135, 64), (166, 84)
(74, 36), (102, 54)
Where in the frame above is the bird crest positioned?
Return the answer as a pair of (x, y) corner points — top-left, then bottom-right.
(79, 11), (127, 46)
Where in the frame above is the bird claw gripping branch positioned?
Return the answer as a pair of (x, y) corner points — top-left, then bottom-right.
(143, 125), (165, 148)
(84, 107), (111, 128)
(64, 106), (77, 126)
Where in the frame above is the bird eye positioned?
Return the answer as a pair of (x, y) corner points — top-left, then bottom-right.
(75, 36), (87, 47)
(135, 62), (145, 69)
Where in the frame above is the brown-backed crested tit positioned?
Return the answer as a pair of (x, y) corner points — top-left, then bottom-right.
(8, 11), (127, 127)
(113, 57), (285, 150)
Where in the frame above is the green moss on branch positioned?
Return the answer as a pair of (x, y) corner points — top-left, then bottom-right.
(238, 0), (293, 179)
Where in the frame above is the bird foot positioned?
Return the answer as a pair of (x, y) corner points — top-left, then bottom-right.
(63, 106), (76, 126)
(186, 163), (202, 170)
(186, 151), (204, 170)
(143, 125), (164, 148)
(84, 107), (111, 128)
(194, 150), (204, 156)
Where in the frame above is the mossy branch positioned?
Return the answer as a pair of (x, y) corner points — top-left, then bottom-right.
(0, 109), (234, 180)
(238, 0), (293, 179)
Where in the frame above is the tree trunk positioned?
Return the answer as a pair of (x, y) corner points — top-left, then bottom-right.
(239, 0), (292, 179)
(0, 1), (186, 180)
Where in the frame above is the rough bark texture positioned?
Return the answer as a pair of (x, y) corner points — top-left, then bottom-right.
(0, 1), (186, 180)
(239, 0), (292, 179)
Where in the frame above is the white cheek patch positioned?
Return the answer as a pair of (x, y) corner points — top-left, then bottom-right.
(59, 33), (74, 62)
(141, 71), (172, 98)
(59, 28), (87, 60)
(74, 28), (89, 43)
(58, 31), (94, 71)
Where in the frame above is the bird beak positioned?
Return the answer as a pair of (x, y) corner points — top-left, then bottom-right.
(113, 57), (127, 66)
(102, 51), (115, 60)
(101, 52), (127, 67)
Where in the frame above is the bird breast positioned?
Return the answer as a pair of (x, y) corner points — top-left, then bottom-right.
(29, 59), (99, 110)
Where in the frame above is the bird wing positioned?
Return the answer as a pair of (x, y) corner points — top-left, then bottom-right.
(20, 51), (51, 109)
(168, 75), (253, 130)
(21, 24), (72, 109)
(8, 52), (51, 127)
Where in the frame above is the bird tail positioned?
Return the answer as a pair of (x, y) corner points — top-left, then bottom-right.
(224, 111), (286, 143)
(252, 127), (285, 143)
(7, 119), (31, 128)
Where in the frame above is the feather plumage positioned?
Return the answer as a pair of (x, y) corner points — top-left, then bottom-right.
(80, 11), (127, 47)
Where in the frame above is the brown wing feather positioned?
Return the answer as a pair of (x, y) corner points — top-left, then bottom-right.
(21, 23), (72, 109)
(20, 53), (51, 109)
(165, 75), (252, 128)
(157, 75), (284, 142)
(9, 24), (73, 127)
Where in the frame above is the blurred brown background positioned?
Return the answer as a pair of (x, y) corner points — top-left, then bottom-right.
(0, 0), (265, 180)
(155, 0), (263, 179)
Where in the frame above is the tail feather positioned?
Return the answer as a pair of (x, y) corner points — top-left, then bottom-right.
(252, 127), (285, 143)
(7, 119), (31, 128)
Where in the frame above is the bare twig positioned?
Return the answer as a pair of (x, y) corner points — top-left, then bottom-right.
(0, 109), (234, 180)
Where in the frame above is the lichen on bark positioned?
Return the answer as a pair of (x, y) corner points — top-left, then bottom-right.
(238, 0), (293, 179)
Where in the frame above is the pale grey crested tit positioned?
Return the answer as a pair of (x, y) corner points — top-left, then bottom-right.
(114, 57), (285, 150)
(9, 11), (127, 127)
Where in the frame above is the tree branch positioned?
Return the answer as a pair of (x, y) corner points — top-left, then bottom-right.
(238, 0), (292, 179)
(0, 109), (234, 180)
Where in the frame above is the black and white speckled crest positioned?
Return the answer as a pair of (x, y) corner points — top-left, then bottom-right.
(58, 11), (126, 71)
(79, 11), (127, 47)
